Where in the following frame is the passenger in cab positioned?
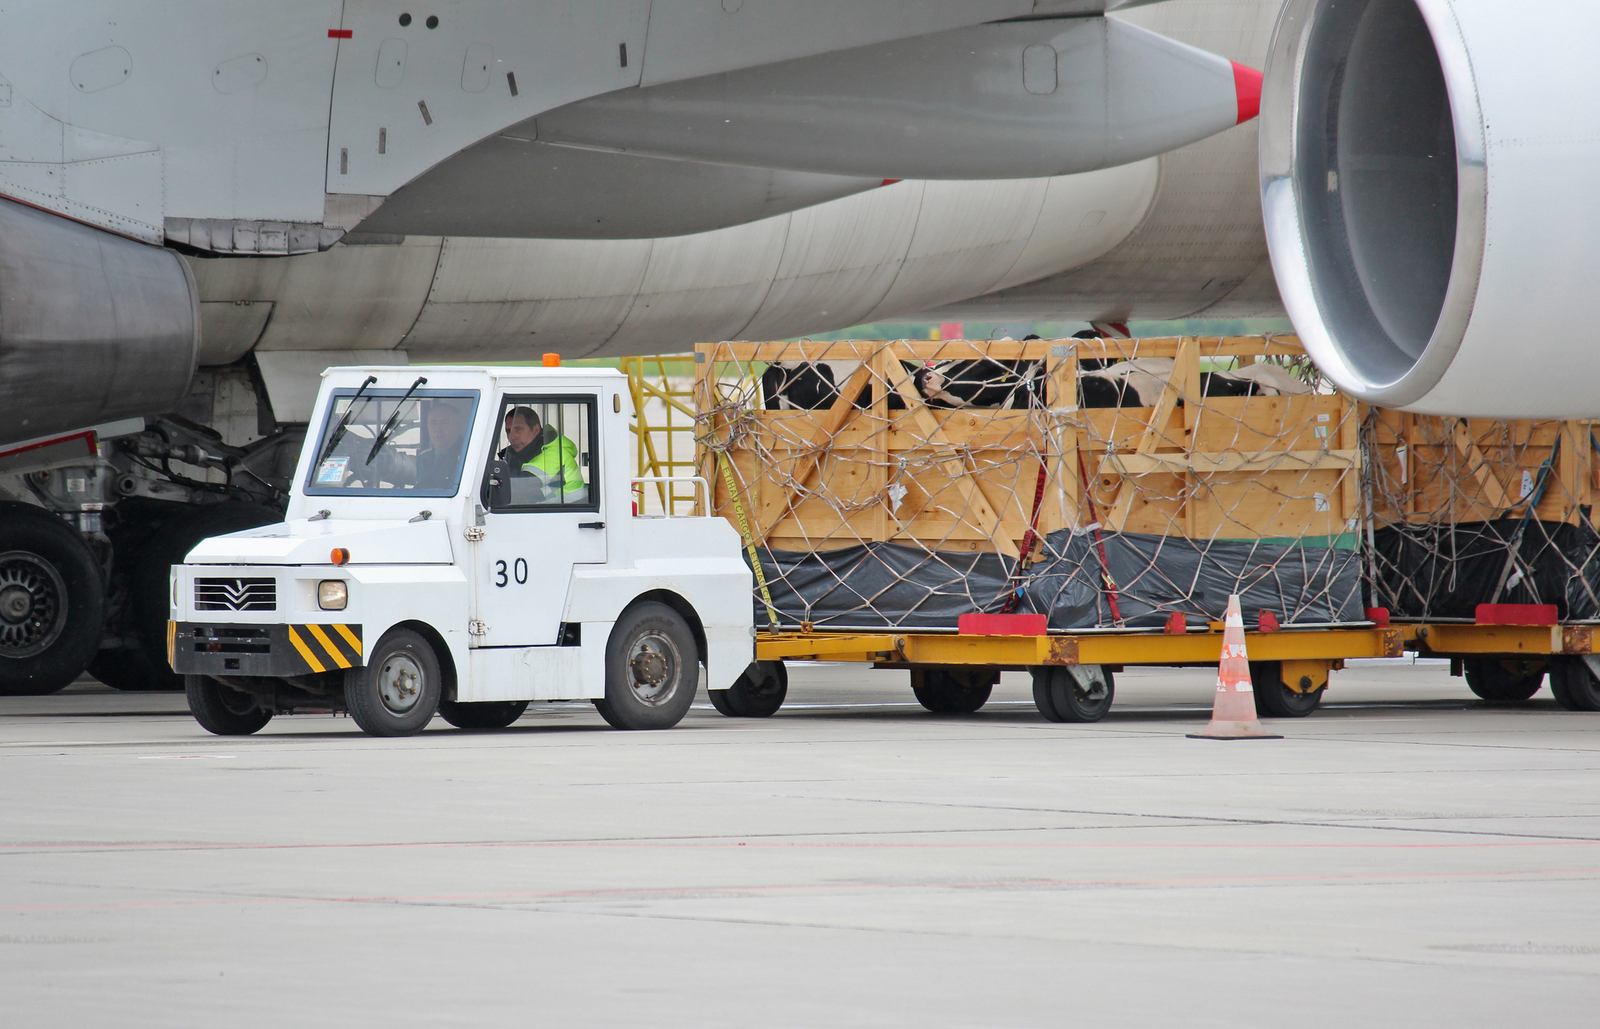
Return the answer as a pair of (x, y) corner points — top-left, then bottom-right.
(501, 406), (586, 502)
(415, 399), (471, 490)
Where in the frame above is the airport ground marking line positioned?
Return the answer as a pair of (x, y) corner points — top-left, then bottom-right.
(8, 866), (1600, 913)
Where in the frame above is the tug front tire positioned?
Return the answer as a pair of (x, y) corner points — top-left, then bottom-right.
(344, 628), (442, 736)
(594, 602), (698, 730)
(185, 675), (272, 736)
(438, 699), (528, 729)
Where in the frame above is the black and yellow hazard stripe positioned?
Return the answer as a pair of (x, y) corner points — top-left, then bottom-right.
(286, 623), (363, 673)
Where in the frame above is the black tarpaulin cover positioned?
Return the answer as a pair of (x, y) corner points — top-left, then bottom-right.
(1372, 519), (1600, 620)
(753, 529), (1363, 630)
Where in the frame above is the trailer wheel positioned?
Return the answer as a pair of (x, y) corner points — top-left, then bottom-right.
(1549, 659), (1600, 712)
(1250, 661), (1326, 718)
(0, 502), (105, 696)
(1030, 665), (1114, 723)
(437, 699), (529, 730)
(594, 602), (697, 730)
(715, 661), (788, 717)
(344, 628), (442, 736)
(185, 674), (272, 735)
(1461, 657), (1545, 703)
(912, 668), (995, 714)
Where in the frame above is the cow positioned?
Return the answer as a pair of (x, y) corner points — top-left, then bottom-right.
(912, 358), (1044, 409)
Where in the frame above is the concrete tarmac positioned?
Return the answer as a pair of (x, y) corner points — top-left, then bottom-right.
(2, 660), (1598, 1027)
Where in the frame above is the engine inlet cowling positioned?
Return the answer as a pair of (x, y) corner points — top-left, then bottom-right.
(1260, 0), (1600, 417)
(0, 199), (199, 442)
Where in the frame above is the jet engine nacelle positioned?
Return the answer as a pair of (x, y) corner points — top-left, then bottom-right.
(0, 200), (198, 442)
(1261, 0), (1600, 417)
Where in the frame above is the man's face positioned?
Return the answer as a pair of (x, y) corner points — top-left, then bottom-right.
(505, 412), (538, 450)
(427, 405), (465, 451)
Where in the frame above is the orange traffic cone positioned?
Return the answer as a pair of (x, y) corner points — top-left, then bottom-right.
(1188, 595), (1282, 740)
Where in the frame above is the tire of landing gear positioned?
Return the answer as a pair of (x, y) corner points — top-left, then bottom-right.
(593, 602), (698, 730)
(1548, 658), (1600, 712)
(344, 628), (443, 736)
(1461, 657), (1546, 703)
(0, 501), (106, 696)
(91, 502), (281, 692)
(185, 675), (273, 735)
(437, 699), (529, 729)
(1030, 665), (1114, 723)
(712, 661), (788, 717)
(911, 668), (996, 714)
(1249, 661), (1326, 718)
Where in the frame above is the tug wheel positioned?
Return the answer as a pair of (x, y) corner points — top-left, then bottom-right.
(185, 675), (272, 735)
(595, 602), (697, 730)
(344, 628), (442, 736)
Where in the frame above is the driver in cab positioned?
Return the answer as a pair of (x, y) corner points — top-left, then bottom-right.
(501, 406), (586, 502)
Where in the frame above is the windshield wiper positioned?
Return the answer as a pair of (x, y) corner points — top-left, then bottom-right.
(315, 375), (378, 467)
(367, 376), (429, 463)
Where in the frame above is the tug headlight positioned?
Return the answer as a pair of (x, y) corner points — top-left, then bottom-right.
(318, 580), (349, 611)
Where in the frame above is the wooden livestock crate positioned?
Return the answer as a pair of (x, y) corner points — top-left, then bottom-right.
(693, 335), (1361, 557)
(1365, 411), (1598, 528)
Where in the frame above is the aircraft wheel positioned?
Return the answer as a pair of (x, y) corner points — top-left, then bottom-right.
(1462, 657), (1545, 702)
(0, 502), (105, 696)
(1030, 665), (1114, 723)
(437, 699), (528, 729)
(594, 602), (697, 730)
(717, 661), (788, 717)
(185, 675), (272, 735)
(344, 628), (442, 736)
(1250, 661), (1326, 718)
(93, 501), (280, 692)
(912, 668), (995, 714)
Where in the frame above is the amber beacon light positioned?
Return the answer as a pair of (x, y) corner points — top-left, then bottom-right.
(542, 353), (561, 367)
(331, 547), (350, 566)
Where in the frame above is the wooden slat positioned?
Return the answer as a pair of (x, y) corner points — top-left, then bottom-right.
(888, 369), (1020, 559)
(754, 361), (874, 546)
(1451, 419), (1511, 510)
(1105, 449), (1360, 475)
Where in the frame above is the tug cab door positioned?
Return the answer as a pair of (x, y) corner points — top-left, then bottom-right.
(468, 393), (606, 647)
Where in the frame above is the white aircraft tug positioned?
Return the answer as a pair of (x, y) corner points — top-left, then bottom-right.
(168, 364), (753, 736)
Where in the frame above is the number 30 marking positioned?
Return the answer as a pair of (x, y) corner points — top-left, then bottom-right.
(493, 558), (530, 588)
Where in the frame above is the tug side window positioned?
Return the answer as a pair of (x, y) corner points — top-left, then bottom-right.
(483, 395), (598, 511)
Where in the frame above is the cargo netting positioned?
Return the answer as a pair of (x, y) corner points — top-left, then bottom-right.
(692, 337), (1366, 631)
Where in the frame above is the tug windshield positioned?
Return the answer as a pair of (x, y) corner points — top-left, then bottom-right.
(304, 388), (480, 497)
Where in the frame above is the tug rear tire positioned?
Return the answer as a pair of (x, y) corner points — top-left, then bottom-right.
(594, 602), (698, 730)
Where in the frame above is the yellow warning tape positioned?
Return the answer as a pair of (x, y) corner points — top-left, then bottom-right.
(716, 449), (779, 630)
